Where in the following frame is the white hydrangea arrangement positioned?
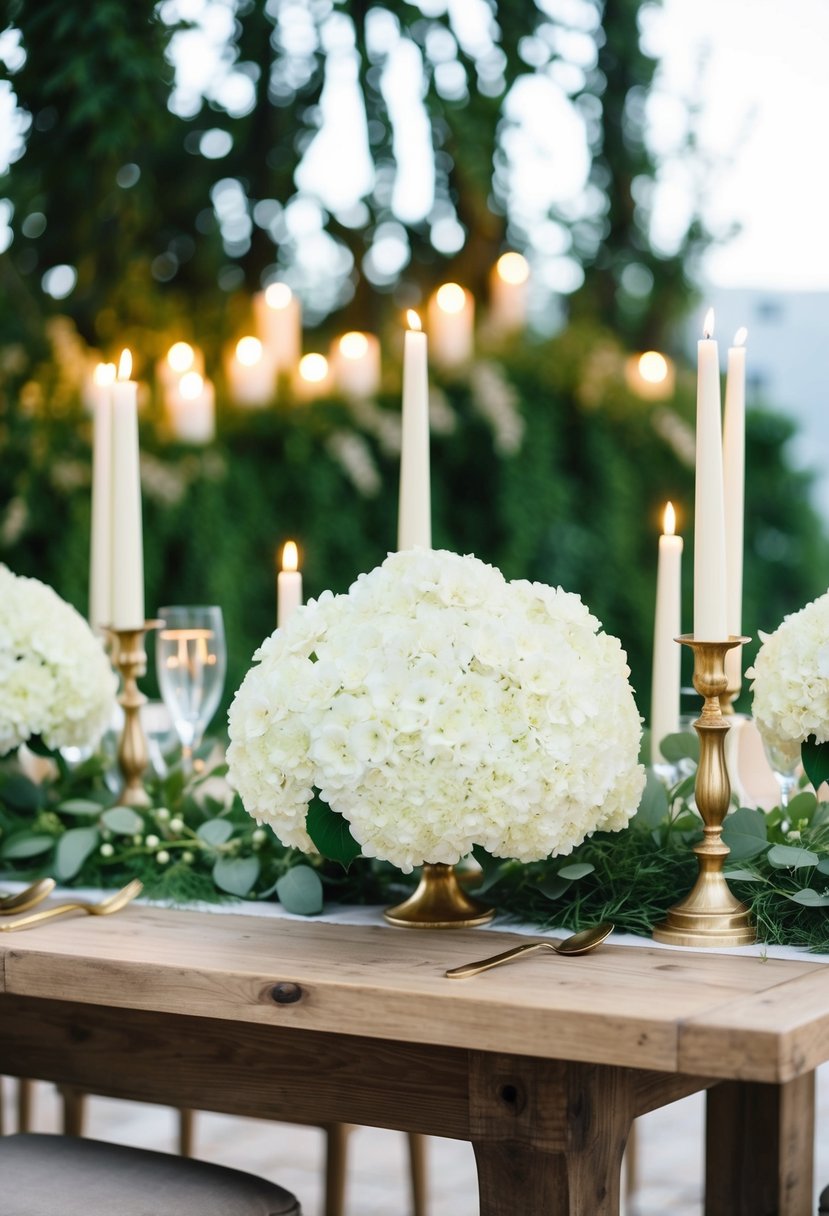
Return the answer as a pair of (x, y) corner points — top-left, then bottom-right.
(748, 589), (829, 766)
(0, 565), (117, 755)
(228, 549), (645, 873)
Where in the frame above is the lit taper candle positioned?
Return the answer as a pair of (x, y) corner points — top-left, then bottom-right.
(693, 309), (727, 640)
(89, 361), (116, 631)
(110, 349), (145, 630)
(651, 501), (683, 764)
(277, 539), (303, 628)
(723, 326), (748, 691)
(397, 310), (431, 549)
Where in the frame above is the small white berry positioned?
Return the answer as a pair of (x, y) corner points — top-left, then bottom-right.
(100, 842), (114, 858)
(145, 834), (160, 849)
(168, 817), (184, 835)
(156, 850), (170, 865)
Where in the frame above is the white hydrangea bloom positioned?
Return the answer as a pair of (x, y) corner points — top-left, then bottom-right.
(748, 589), (829, 758)
(0, 565), (117, 755)
(228, 549), (645, 872)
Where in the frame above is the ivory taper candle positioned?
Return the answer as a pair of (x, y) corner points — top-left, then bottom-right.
(110, 349), (145, 630)
(277, 539), (303, 628)
(397, 311), (431, 550)
(89, 361), (116, 631)
(723, 326), (748, 691)
(693, 309), (727, 640)
(651, 501), (683, 764)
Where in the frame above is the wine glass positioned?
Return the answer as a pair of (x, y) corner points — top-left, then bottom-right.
(156, 606), (226, 772)
(761, 735), (801, 813)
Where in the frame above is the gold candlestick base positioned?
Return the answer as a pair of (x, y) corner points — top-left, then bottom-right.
(654, 635), (756, 948)
(108, 621), (163, 809)
(384, 863), (495, 929)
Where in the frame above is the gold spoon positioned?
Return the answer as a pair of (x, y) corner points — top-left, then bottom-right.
(0, 877), (56, 915)
(0, 879), (143, 932)
(445, 922), (614, 979)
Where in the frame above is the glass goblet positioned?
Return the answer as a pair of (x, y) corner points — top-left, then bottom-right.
(761, 735), (801, 812)
(156, 606), (226, 772)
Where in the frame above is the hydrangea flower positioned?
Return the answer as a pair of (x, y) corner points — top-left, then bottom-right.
(0, 565), (117, 755)
(748, 589), (829, 762)
(228, 549), (645, 872)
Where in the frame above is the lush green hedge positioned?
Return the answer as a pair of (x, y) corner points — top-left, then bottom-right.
(1, 321), (826, 724)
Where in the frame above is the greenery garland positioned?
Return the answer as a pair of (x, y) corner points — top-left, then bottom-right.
(1, 732), (828, 951)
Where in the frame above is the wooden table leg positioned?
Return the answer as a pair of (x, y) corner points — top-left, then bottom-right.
(470, 1054), (633, 1216)
(705, 1074), (815, 1216)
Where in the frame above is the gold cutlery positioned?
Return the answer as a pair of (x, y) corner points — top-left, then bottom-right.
(0, 877), (56, 915)
(445, 922), (614, 979)
(0, 879), (144, 932)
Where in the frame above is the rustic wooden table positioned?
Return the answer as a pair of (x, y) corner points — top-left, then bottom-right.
(0, 905), (827, 1215)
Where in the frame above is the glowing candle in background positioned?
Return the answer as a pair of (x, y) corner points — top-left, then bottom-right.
(693, 308), (727, 641)
(488, 252), (530, 335)
(296, 352), (332, 400)
(723, 326), (748, 692)
(110, 349), (145, 630)
(651, 501), (683, 765)
(254, 282), (302, 379)
(277, 539), (303, 628)
(89, 362), (116, 631)
(168, 371), (216, 444)
(226, 336), (274, 407)
(427, 282), (474, 369)
(398, 310), (431, 550)
(330, 331), (381, 398)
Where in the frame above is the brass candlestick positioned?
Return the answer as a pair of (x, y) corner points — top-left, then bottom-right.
(384, 863), (494, 929)
(653, 634), (756, 947)
(109, 621), (163, 808)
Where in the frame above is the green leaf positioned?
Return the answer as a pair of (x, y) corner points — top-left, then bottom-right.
(801, 736), (829, 792)
(723, 868), (765, 883)
(671, 773), (698, 802)
(276, 865), (323, 915)
(101, 806), (144, 835)
(535, 875), (572, 901)
(633, 770), (669, 830)
(306, 801), (361, 868)
(721, 807), (769, 860)
(658, 732), (700, 764)
(816, 858), (829, 876)
(0, 774), (43, 812)
(787, 888), (829, 907)
(1, 832), (55, 859)
(767, 844), (820, 869)
(212, 856), (260, 897)
(556, 862), (595, 881)
(25, 735), (56, 759)
(197, 818), (234, 847)
(58, 798), (105, 817)
(469, 847), (509, 894)
(785, 791), (818, 823)
(55, 826), (100, 880)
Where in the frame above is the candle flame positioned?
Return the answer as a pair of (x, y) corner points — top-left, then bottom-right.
(265, 282), (292, 310)
(496, 252), (529, 285)
(733, 326), (748, 347)
(282, 540), (299, 572)
(93, 362), (116, 386)
(235, 336), (262, 367)
(168, 341), (195, 373)
(179, 371), (204, 401)
(339, 331), (369, 360)
(663, 501), (676, 536)
(436, 283), (466, 315)
(406, 309), (422, 332)
(298, 353), (328, 383)
(703, 308), (715, 339)
(117, 349), (132, 381)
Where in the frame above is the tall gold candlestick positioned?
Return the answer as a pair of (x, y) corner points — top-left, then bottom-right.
(109, 622), (162, 808)
(653, 634), (756, 947)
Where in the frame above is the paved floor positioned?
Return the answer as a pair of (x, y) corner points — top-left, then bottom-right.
(4, 1067), (827, 1214)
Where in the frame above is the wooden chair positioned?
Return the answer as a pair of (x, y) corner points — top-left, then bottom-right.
(0, 1131), (300, 1215)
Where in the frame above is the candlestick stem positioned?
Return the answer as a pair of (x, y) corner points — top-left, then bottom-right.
(109, 621), (163, 808)
(653, 634), (756, 947)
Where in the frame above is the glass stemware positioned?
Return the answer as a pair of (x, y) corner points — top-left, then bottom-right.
(155, 606), (226, 772)
(761, 735), (801, 812)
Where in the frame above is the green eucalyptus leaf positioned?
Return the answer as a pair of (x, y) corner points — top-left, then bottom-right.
(785, 791), (818, 823)
(816, 858), (829, 876)
(721, 807), (769, 860)
(197, 818), (234, 847)
(25, 735), (56, 759)
(767, 844), (819, 869)
(276, 865), (323, 915)
(1, 832), (55, 859)
(306, 801), (361, 868)
(787, 888), (829, 907)
(469, 848), (509, 895)
(55, 826), (100, 880)
(634, 770), (669, 830)
(658, 732), (700, 764)
(212, 856), (260, 896)
(671, 773), (698, 802)
(58, 798), (105, 817)
(723, 868), (765, 883)
(0, 774), (43, 812)
(535, 875), (572, 901)
(101, 806), (144, 835)
(802, 737), (829, 793)
(557, 862), (595, 881)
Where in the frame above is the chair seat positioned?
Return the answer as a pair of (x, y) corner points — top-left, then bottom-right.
(0, 1133), (301, 1216)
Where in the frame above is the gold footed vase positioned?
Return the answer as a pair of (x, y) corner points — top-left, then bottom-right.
(653, 635), (756, 947)
(108, 621), (163, 809)
(384, 863), (494, 929)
